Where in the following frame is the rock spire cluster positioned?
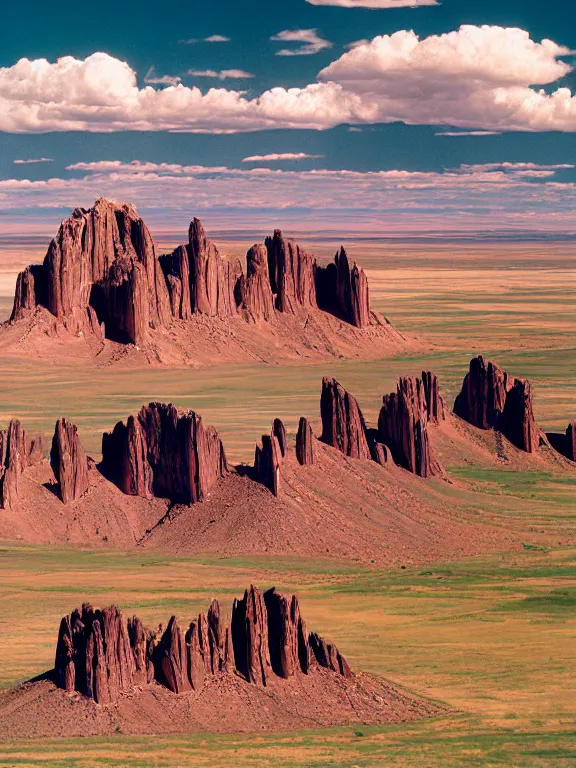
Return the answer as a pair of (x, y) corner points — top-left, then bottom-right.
(0, 420), (42, 509)
(454, 356), (539, 452)
(54, 585), (352, 703)
(319, 372), (444, 478)
(378, 373), (444, 478)
(254, 419), (287, 496)
(10, 199), (374, 347)
(101, 402), (228, 504)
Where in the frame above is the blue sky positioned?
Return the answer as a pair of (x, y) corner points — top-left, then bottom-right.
(1, 0), (576, 236)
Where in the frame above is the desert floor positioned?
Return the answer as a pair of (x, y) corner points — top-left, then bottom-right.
(0, 237), (574, 766)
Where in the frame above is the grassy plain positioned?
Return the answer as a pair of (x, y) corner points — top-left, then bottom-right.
(0, 238), (574, 766)
(0, 545), (575, 767)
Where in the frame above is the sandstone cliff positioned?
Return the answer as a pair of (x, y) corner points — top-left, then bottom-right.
(378, 376), (435, 478)
(296, 417), (315, 465)
(320, 377), (371, 459)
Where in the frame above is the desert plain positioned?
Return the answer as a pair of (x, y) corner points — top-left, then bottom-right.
(0, 233), (574, 767)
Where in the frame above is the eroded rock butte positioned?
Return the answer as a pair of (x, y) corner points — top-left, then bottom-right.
(10, 199), (376, 348)
(54, 585), (352, 703)
(454, 356), (539, 452)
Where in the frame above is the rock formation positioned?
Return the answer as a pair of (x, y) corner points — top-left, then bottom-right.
(236, 244), (275, 321)
(264, 587), (310, 678)
(501, 379), (539, 453)
(422, 371), (446, 423)
(50, 419), (89, 504)
(0, 419), (42, 509)
(315, 247), (371, 328)
(254, 420), (285, 496)
(161, 218), (242, 319)
(320, 377), (371, 459)
(101, 403), (227, 504)
(54, 585), (352, 703)
(453, 356), (511, 430)
(9, 200), (378, 351)
(296, 417), (315, 465)
(378, 376), (435, 478)
(265, 230), (317, 314)
(454, 356), (539, 453)
(370, 441), (393, 466)
(547, 422), (576, 462)
(272, 418), (287, 458)
(54, 603), (153, 704)
(11, 199), (171, 346)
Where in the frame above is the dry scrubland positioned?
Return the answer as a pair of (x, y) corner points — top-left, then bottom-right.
(0, 238), (574, 767)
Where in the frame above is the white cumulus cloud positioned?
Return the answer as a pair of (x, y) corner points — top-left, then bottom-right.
(242, 153), (324, 162)
(1, 27), (576, 134)
(271, 29), (332, 56)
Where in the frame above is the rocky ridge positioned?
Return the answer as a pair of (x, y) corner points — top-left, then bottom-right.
(10, 199), (375, 349)
(101, 402), (228, 504)
(0, 419), (42, 509)
(0, 357), (566, 514)
(54, 585), (351, 704)
(454, 356), (540, 452)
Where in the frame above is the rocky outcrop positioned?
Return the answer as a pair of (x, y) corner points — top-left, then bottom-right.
(54, 603), (150, 704)
(9, 200), (378, 350)
(254, 421), (284, 496)
(11, 199), (171, 346)
(453, 356), (511, 430)
(272, 418), (287, 457)
(296, 417), (315, 465)
(454, 356), (539, 453)
(264, 588), (310, 677)
(422, 371), (446, 423)
(182, 218), (241, 317)
(101, 403), (228, 504)
(232, 585), (272, 685)
(315, 247), (371, 328)
(501, 379), (539, 453)
(265, 230), (317, 314)
(378, 376), (435, 478)
(0, 419), (42, 509)
(320, 377), (371, 459)
(309, 632), (352, 679)
(370, 441), (393, 466)
(54, 585), (351, 703)
(50, 419), (89, 504)
(236, 244), (275, 321)
(547, 422), (576, 462)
